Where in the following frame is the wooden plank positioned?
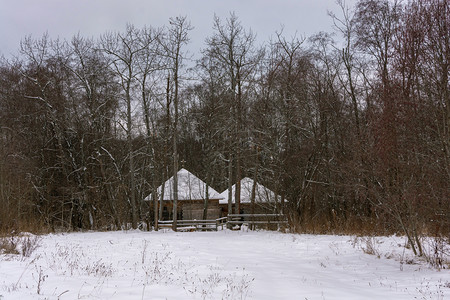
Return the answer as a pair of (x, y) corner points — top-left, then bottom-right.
(158, 224), (173, 228)
(227, 214), (284, 218)
(228, 220), (288, 224)
(177, 226), (196, 232)
(196, 227), (217, 231)
(177, 219), (218, 224)
(158, 220), (173, 224)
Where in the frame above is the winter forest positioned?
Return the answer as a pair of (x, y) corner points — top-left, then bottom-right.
(0, 0), (448, 254)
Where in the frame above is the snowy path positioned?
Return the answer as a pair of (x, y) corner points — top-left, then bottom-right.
(0, 230), (448, 299)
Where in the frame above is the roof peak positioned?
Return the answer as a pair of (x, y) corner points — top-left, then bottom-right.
(145, 168), (224, 201)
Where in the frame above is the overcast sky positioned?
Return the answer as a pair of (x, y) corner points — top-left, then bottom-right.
(0, 0), (356, 58)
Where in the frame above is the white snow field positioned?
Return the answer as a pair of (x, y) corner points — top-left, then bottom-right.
(0, 230), (448, 299)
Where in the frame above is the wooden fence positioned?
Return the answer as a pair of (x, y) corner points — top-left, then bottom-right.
(157, 214), (286, 231)
(158, 217), (227, 231)
(227, 214), (288, 230)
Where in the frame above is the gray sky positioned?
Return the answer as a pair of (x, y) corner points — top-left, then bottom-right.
(0, 0), (355, 58)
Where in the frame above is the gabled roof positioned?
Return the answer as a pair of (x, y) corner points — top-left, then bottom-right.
(144, 168), (223, 201)
(218, 177), (280, 204)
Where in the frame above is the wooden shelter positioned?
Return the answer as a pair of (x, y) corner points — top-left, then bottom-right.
(145, 168), (224, 220)
(218, 177), (283, 216)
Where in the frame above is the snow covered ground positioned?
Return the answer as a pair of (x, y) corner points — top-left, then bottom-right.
(0, 230), (448, 299)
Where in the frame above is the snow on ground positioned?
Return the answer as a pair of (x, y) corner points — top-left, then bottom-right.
(0, 230), (448, 299)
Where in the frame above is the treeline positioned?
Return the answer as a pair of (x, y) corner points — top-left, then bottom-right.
(0, 0), (448, 245)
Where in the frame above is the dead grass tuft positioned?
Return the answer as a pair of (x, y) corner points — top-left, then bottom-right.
(0, 233), (41, 257)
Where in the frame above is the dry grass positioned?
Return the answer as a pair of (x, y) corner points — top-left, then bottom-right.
(0, 236), (20, 255)
(0, 233), (41, 257)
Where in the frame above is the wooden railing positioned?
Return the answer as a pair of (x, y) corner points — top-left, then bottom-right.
(157, 214), (287, 231)
(227, 214), (287, 230)
(157, 217), (228, 231)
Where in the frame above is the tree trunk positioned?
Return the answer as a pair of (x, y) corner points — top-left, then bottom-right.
(203, 172), (210, 220)
(126, 87), (138, 229)
(203, 185), (210, 220)
(160, 169), (165, 220)
(227, 154), (233, 226)
(250, 146), (260, 230)
(172, 65), (180, 231)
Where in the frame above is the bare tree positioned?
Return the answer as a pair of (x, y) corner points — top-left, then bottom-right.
(101, 24), (153, 229)
(160, 16), (193, 230)
(135, 26), (164, 230)
(204, 12), (263, 215)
